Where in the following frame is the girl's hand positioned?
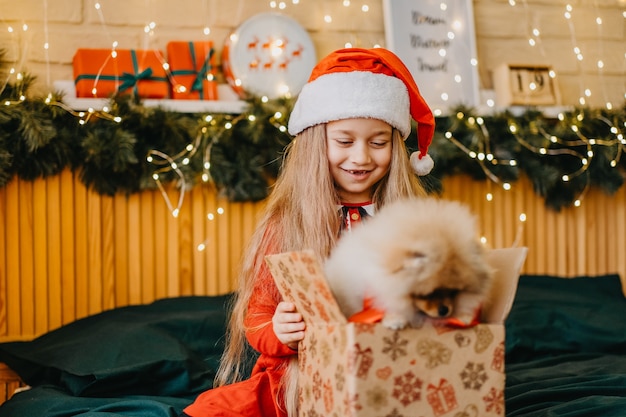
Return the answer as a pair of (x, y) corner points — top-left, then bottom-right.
(272, 301), (306, 350)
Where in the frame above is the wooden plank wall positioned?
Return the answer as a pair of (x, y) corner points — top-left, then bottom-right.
(1, 170), (625, 341)
(0, 170), (266, 341)
(0, 363), (25, 403)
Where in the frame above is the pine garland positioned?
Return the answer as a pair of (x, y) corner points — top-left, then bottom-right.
(1, 66), (624, 211)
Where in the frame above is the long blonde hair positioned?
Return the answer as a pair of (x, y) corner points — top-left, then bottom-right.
(213, 123), (426, 410)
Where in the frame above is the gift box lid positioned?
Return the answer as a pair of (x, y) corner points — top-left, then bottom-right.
(482, 247), (528, 324)
(266, 250), (347, 325)
(265, 247), (527, 326)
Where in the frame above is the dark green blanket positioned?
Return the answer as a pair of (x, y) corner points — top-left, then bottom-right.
(505, 275), (626, 416)
(0, 385), (192, 417)
(0, 295), (237, 417)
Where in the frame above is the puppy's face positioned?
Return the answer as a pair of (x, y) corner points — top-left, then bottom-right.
(412, 289), (457, 318)
(379, 234), (492, 321)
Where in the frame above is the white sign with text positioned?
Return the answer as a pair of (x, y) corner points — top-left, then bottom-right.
(383, 0), (480, 110)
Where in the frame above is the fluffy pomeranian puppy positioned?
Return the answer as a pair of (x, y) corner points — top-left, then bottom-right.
(324, 197), (493, 329)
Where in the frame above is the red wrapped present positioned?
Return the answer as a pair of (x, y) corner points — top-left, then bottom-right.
(166, 41), (218, 100)
(73, 48), (169, 98)
(426, 378), (459, 417)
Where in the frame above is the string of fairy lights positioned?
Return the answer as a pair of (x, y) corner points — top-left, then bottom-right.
(508, 0), (624, 109)
(2, 1), (625, 251)
(499, 0), (624, 240)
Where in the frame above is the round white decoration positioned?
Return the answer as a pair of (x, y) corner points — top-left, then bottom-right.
(222, 12), (316, 99)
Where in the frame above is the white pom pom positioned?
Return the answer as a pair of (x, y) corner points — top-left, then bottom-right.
(410, 151), (434, 176)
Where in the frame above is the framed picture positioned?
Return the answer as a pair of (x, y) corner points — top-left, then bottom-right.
(383, 0), (480, 110)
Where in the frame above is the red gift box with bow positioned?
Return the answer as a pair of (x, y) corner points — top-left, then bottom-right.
(167, 41), (218, 100)
(73, 48), (169, 98)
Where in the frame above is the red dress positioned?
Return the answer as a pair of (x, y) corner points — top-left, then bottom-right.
(183, 263), (295, 417)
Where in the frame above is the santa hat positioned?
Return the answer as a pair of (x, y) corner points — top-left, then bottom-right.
(287, 47), (435, 175)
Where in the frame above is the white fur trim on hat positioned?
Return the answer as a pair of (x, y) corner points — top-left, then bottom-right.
(288, 71), (411, 138)
(410, 151), (434, 176)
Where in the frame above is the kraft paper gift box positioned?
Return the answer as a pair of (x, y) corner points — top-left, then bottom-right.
(166, 41), (219, 100)
(73, 48), (169, 98)
(265, 247), (527, 417)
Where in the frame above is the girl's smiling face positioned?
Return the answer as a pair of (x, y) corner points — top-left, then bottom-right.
(326, 118), (393, 203)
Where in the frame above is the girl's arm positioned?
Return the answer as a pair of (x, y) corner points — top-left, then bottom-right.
(244, 265), (304, 357)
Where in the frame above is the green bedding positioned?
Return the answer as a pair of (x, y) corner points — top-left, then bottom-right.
(0, 385), (192, 417)
(0, 294), (237, 417)
(0, 275), (625, 416)
(505, 274), (626, 416)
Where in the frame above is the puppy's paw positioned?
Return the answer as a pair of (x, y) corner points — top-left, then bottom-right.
(382, 313), (409, 330)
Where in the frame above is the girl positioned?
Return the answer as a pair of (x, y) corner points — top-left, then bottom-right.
(181, 47), (435, 417)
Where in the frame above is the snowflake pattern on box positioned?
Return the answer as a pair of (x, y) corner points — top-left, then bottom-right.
(265, 250), (506, 416)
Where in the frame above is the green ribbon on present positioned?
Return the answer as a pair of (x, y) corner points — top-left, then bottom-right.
(191, 46), (215, 95)
(118, 68), (154, 94)
(171, 42), (215, 99)
(118, 50), (154, 95)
